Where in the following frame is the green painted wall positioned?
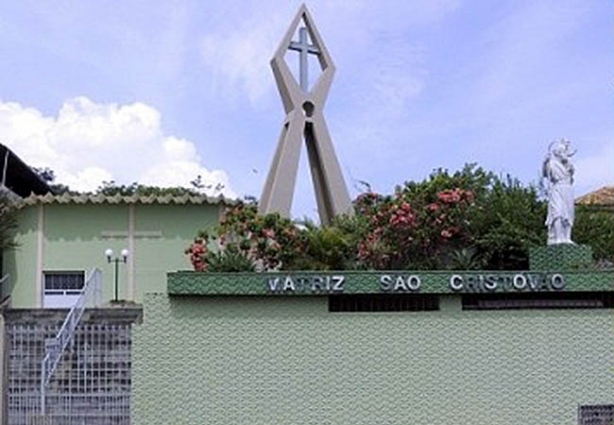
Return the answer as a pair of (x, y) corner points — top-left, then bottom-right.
(134, 204), (219, 298)
(133, 294), (614, 425)
(45, 204), (129, 302)
(3, 207), (38, 307)
(5, 202), (220, 308)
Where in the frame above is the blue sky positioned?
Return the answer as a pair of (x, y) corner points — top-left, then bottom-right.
(0, 0), (610, 219)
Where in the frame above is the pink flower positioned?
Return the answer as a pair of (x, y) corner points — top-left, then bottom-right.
(437, 189), (462, 204)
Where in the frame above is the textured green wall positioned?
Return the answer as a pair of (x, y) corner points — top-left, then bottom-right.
(529, 244), (594, 270)
(167, 270), (614, 295)
(6, 203), (220, 307)
(133, 294), (614, 425)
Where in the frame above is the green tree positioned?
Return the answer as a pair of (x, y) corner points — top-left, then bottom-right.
(573, 206), (614, 263)
(96, 181), (199, 197)
(31, 167), (72, 194)
(471, 176), (546, 270)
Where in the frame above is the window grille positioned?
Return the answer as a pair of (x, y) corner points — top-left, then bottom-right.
(44, 271), (85, 293)
(329, 294), (439, 313)
(578, 404), (614, 425)
(463, 292), (614, 310)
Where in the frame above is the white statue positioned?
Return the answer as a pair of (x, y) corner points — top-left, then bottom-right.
(541, 139), (576, 245)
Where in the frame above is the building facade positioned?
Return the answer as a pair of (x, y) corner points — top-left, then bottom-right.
(3, 193), (225, 308)
(1, 168), (612, 424)
(1, 193), (226, 424)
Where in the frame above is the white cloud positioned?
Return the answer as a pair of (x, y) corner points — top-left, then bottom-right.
(0, 97), (236, 197)
(62, 167), (113, 193)
(162, 137), (197, 160)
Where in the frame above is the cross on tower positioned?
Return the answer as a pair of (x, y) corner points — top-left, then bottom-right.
(288, 27), (319, 92)
(259, 5), (353, 225)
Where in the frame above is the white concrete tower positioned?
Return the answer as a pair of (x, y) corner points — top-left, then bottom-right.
(259, 4), (353, 225)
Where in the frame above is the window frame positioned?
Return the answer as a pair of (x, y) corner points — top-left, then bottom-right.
(43, 270), (86, 297)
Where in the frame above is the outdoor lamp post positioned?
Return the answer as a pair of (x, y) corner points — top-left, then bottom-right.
(105, 248), (129, 302)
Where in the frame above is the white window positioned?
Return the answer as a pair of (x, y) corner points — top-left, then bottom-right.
(43, 271), (85, 308)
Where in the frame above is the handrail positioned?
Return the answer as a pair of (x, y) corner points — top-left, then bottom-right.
(0, 274), (11, 304)
(40, 268), (103, 415)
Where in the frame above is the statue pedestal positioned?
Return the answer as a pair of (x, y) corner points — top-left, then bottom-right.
(529, 244), (593, 270)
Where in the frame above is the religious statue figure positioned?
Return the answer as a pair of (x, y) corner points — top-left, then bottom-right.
(541, 139), (576, 245)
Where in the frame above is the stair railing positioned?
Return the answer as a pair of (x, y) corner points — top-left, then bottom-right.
(40, 267), (103, 415)
(0, 274), (11, 305)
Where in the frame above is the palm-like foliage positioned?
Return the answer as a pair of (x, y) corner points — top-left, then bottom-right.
(288, 220), (354, 271)
(206, 245), (256, 273)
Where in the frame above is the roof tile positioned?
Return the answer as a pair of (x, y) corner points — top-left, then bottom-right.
(17, 193), (237, 208)
(576, 186), (614, 206)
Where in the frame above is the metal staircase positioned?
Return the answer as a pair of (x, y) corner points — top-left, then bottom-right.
(5, 267), (138, 425)
(40, 268), (103, 415)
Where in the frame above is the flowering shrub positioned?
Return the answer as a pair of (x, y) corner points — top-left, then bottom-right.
(356, 186), (475, 270)
(184, 231), (211, 272)
(186, 186), (477, 272)
(186, 202), (305, 272)
(186, 164), (584, 272)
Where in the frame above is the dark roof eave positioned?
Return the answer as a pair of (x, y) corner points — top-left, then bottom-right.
(0, 144), (52, 197)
